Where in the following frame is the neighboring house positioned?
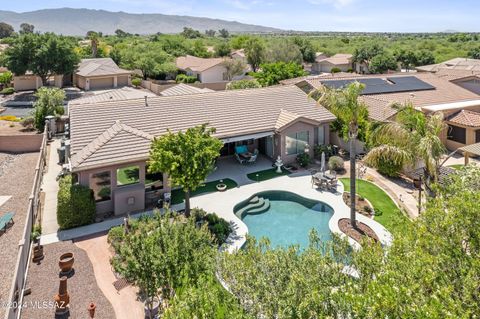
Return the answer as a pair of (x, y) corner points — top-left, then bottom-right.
(13, 73), (63, 91)
(176, 55), (229, 83)
(74, 58), (132, 91)
(416, 58), (480, 95)
(67, 85), (335, 215)
(69, 87), (157, 106)
(231, 49), (246, 62)
(311, 53), (353, 74)
(159, 83), (214, 96)
(290, 72), (480, 151)
(416, 57), (480, 73)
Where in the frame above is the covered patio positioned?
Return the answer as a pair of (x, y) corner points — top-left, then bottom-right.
(459, 142), (480, 164)
(207, 154), (275, 186)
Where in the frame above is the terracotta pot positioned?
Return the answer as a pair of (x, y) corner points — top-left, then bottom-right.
(88, 302), (96, 318)
(32, 244), (44, 262)
(59, 252), (75, 275)
(54, 276), (70, 315)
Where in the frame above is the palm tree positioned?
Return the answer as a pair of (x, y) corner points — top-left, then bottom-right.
(311, 82), (368, 228)
(86, 31), (99, 58)
(364, 102), (446, 185)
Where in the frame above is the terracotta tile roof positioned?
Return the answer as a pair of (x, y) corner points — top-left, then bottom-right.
(315, 53), (353, 66)
(70, 121), (154, 171)
(159, 83), (214, 96)
(69, 85), (335, 171)
(275, 109), (300, 130)
(445, 110), (480, 127)
(69, 87), (157, 105)
(76, 58), (131, 77)
(176, 55), (226, 72)
(416, 58), (480, 72)
(434, 68), (480, 81)
(459, 142), (480, 155)
(300, 72), (480, 121)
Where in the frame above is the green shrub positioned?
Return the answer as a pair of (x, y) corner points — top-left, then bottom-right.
(57, 175), (96, 230)
(376, 157), (403, 177)
(175, 74), (197, 83)
(0, 87), (15, 95)
(328, 156), (344, 171)
(192, 208), (232, 245)
(131, 78), (142, 87)
(21, 116), (35, 130)
(314, 144), (335, 159)
(331, 67), (342, 73)
(107, 225), (125, 251)
(296, 152), (311, 167)
(227, 79), (261, 90)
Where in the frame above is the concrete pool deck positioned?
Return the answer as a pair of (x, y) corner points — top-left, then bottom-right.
(190, 172), (393, 252)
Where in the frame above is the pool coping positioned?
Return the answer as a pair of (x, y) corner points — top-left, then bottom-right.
(189, 173), (393, 253)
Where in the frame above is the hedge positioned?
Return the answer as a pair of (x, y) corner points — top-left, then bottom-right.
(57, 175), (96, 230)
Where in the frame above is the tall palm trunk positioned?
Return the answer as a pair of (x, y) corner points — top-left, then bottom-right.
(184, 189), (191, 217)
(349, 136), (357, 228)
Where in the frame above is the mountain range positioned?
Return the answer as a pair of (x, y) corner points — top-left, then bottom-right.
(0, 8), (281, 36)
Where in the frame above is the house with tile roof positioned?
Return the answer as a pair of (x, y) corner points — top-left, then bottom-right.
(67, 85), (335, 215)
(311, 53), (354, 74)
(286, 72), (480, 151)
(176, 55), (230, 83)
(416, 58), (480, 95)
(73, 58), (132, 91)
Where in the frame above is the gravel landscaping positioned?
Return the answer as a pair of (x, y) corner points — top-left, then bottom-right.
(21, 241), (115, 319)
(0, 152), (39, 319)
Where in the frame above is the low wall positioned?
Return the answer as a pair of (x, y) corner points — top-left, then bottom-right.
(0, 134), (44, 153)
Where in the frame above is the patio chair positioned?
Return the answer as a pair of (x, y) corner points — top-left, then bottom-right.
(311, 176), (323, 188)
(0, 212), (15, 233)
(246, 154), (257, 165)
(253, 148), (259, 156)
(235, 153), (246, 164)
(327, 178), (338, 191)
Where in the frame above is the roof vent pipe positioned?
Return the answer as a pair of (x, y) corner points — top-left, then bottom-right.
(145, 95), (148, 107)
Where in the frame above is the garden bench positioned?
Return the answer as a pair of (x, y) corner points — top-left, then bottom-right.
(0, 211), (15, 233)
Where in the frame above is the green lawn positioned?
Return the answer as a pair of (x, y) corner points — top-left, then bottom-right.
(171, 179), (238, 205)
(117, 166), (140, 185)
(448, 164), (464, 170)
(246, 167), (291, 182)
(340, 178), (411, 235)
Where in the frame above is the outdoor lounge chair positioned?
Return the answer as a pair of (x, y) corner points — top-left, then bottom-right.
(246, 154), (257, 165)
(0, 212), (15, 233)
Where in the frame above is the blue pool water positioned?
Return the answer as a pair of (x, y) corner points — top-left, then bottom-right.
(236, 191), (334, 249)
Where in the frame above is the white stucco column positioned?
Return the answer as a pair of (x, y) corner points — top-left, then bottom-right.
(114, 76), (118, 88)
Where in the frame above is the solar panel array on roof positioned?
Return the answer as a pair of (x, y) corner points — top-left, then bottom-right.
(320, 76), (436, 95)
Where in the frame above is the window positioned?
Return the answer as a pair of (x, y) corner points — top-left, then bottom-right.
(314, 126), (325, 145)
(145, 166), (163, 190)
(90, 171), (111, 202)
(117, 165), (140, 186)
(447, 125), (466, 144)
(285, 131), (309, 155)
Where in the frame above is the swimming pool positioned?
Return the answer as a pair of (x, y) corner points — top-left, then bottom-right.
(234, 191), (334, 249)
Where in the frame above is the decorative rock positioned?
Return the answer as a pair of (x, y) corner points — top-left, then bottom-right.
(32, 244), (44, 262)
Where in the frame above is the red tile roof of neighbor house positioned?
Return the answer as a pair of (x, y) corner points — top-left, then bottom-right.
(176, 55), (227, 72)
(69, 85), (335, 171)
(433, 68), (480, 82)
(446, 110), (480, 127)
(416, 58), (480, 73)
(286, 72), (480, 121)
(315, 53), (353, 65)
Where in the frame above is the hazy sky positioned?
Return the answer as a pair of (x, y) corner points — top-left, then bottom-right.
(2, 0), (479, 32)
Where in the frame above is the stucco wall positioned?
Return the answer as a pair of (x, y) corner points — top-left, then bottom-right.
(76, 76), (87, 90)
(442, 123), (479, 151)
(199, 65), (227, 83)
(13, 75), (42, 91)
(279, 121), (316, 164)
(76, 160), (170, 215)
(0, 134), (44, 153)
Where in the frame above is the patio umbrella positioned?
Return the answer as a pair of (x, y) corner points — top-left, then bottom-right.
(321, 152), (326, 173)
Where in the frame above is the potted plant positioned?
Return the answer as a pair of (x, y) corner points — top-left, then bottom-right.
(31, 224), (44, 262)
(98, 187), (111, 200)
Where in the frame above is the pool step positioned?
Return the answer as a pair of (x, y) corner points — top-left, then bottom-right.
(236, 196), (271, 218)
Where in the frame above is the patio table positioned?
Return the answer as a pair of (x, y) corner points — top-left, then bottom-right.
(240, 152), (252, 159)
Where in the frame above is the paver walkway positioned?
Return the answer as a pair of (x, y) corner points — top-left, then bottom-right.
(75, 234), (144, 319)
(41, 138), (63, 234)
